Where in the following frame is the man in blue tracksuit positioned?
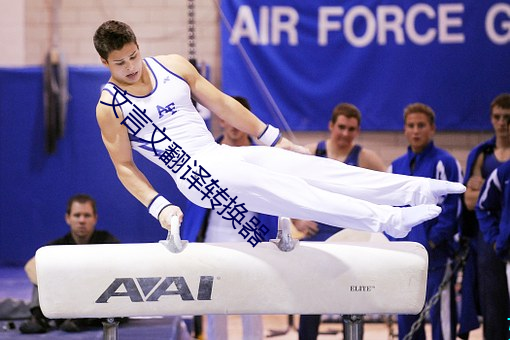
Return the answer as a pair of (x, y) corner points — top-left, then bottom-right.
(296, 103), (386, 340)
(459, 93), (510, 340)
(455, 136), (494, 340)
(477, 160), (510, 261)
(388, 103), (462, 340)
(180, 96), (278, 340)
(460, 93), (510, 340)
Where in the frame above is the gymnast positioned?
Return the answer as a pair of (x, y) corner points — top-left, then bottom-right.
(93, 20), (465, 239)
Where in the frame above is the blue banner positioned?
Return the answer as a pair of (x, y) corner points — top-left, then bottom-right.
(221, 1), (510, 131)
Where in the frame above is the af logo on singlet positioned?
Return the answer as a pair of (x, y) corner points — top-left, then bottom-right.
(95, 276), (214, 303)
(157, 102), (177, 118)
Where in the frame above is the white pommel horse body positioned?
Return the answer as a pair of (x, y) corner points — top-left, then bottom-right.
(36, 218), (428, 340)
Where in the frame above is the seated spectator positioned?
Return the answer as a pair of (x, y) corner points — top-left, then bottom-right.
(19, 194), (120, 334)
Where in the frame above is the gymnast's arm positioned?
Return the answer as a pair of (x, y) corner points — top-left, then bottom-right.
(95, 94), (183, 230)
(160, 54), (309, 153)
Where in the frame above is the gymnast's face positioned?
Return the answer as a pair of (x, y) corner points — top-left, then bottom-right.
(404, 112), (435, 154)
(102, 42), (143, 85)
(329, 115), (360, 148)
(65, 201), (98, 244)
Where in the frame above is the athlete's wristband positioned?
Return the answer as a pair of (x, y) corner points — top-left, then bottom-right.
(258, 124), (282, 147)
(148, 194), (173, 220)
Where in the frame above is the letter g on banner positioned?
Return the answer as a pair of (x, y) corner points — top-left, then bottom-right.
(486, 3), (510, 44)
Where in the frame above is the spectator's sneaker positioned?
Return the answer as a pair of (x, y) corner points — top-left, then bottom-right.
(59, 319), (81, 332)
(19, 316), (49, 334)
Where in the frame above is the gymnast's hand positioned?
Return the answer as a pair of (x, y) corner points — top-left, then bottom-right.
(292, 219), (319, 237)
(276, 137), (311, 154)
(158, 205), (184, 231)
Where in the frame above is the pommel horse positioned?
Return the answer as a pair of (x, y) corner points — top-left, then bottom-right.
(36, 217), (428, 339)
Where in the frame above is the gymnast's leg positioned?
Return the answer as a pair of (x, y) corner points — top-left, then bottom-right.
(226, 146), (465, 206)
(192, 152), (441, 238)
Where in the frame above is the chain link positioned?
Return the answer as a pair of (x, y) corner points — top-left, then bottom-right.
(402, 242), (470, 340)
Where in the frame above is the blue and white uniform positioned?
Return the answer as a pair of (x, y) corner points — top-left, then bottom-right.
(475, 160), (510, 340)
(461, 137), (510, 340)
(388, 141), (462, 340)
(457, 138), (497, 337)
(477, 160), (510, 258)
(101, 57), (449, 236)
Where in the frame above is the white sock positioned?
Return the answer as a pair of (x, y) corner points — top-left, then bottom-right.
(429, 180), (466, 199)
(386, 204), (442, 238)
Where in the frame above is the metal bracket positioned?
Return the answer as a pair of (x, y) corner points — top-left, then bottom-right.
(343, 314), (364, 340)
(270, 217), (299, 252)
(159, 215), (188, 253)
(102, 318), (119, 340)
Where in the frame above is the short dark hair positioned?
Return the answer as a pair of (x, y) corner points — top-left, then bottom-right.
(490, 93), (510, 113)
(66, 194), (97, 215)
(233, 96), (251, 111)
(93, 20), (138, 60)
(403, 103), (435, 125)
(331, 103), (361, 126)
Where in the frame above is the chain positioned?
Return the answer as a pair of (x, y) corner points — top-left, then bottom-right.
(402, 242), (470, 340)
(187, 0), (196, 61)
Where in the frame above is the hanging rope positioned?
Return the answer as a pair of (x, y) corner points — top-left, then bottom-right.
(210, 0), (297, 142)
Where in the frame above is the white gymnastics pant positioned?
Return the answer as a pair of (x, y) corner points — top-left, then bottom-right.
(141, 144), (441, 234)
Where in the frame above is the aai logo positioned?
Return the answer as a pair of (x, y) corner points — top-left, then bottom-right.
(96, 276), (214, 303)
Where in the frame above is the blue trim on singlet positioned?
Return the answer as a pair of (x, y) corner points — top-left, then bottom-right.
(104, 59), (159, 99)
(482, 152), (504, 179)
(345, 145), (361, 166)
(315, 141), (362, 166)
(464, 137), (496, 185)
(102, 56), (186, 100)
(102, 86), (115, 97)
(149, 57), (187, 83)
(315, 140), (327, 157)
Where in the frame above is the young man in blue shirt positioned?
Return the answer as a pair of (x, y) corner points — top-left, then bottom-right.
(388, 103), (462, 340)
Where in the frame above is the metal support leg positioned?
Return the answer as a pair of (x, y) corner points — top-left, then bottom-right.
(102, 318), (119, 340)
(270, 217), (298, 252)
(343, 314), (363, 340)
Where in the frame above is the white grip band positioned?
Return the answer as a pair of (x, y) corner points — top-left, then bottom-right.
(258, 124), (282, 147)
(148, 195), (172, 220)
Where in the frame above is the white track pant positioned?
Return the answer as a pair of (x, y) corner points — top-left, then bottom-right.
(158, 144), (448, 235)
